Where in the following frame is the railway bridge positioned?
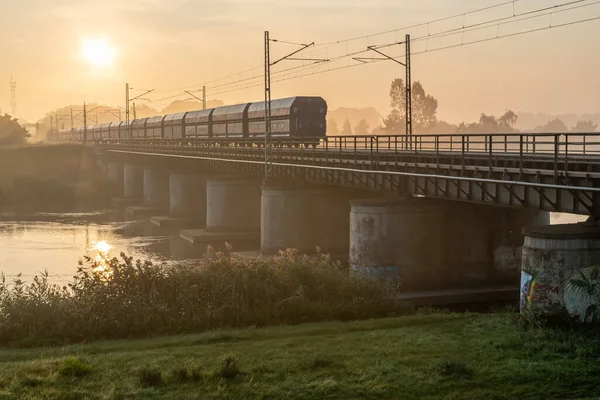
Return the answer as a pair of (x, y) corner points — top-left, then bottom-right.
(97, 132), (600, 312)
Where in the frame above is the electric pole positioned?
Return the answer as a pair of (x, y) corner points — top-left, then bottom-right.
(70, 107), (74, 130)
(83, 102), (87, 143)
(264, 31), (272, 181)
(9, 75), (16, 118)
(362, 34), (412, 148)
(133, 102), (137, 120)
(125, 83), (129, 124)
(263, 32), (324, 181)
(202, 86), (206, 110)
(405, 34), (412, 144)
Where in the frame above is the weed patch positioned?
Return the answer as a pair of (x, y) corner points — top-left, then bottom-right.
(58, 357), (92, 378)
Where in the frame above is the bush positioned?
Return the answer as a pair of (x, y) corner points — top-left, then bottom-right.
(215, 354), (240, 379)
(58, 357), (92, 378)
(0, 250), (402, 347)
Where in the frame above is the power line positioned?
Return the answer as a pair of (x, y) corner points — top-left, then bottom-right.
(150, 0), (521, 95)
(203, 0), (598, 95)
(203, 12), (600, 97)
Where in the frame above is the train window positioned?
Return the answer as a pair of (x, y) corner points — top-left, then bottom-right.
(293, 107), (298, 114)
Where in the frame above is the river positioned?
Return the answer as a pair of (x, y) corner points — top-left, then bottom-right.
(0, 210), (589, 284)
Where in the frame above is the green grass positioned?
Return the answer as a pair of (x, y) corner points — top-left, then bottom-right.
(0, 312), (599, 399)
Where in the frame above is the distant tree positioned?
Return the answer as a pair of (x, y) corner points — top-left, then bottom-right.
(342, 118), (353, 135)
(533, 118), (568, 133)
(381, 109), (404, 134)
(327, 119), (339, 136)
(572, 120), (598, 132)
(382, 79), (438, 134)
(0, 114), (30, 145)
(456, 110), (518, 134)
(354, 119), (370, 135)
(429, 120), (458, 134)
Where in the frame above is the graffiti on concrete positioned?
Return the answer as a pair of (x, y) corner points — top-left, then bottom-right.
(520, 271), (534, 311)
(520, 270), (560, 312)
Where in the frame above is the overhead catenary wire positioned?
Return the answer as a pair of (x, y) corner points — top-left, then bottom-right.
(148, 0), (522, 95)
(204, 0), (599, 95)
(204, 12), (600, 98)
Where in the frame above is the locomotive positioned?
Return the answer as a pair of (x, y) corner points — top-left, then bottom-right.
(48, 96), (327, 145)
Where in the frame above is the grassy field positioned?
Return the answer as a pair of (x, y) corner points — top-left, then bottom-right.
(0, 312), (599, 400)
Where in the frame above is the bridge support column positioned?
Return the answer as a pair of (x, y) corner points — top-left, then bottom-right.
(180, 177), (261, 252)
(150, 172), (207, 232)
(350, 197), (549, 290)
(123, 165), (144, 200)
(143, 167), (170, 209)
(108, 162), (124, 196)
(520, 223), (600, 322)
(261, 184), (351, 258)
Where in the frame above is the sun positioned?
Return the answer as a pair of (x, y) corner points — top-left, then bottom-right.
(81, 38), (116, 68)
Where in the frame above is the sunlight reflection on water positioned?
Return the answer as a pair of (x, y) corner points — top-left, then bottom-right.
(0, 212), (170, 283)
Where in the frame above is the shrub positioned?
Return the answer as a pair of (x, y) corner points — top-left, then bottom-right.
(0, 250), (402, 347)
(216, 354), (240, 379)
(58, 357), (92, 378)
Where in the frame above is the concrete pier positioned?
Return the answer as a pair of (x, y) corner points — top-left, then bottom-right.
(180, 177), (261, 253)
(261, 184), (351, 257)
(147, 172), (208, 233)
(521, 223), (600, 321)
(123, 164), (144, 199)
(350, 197), (549, 290)
(169, 172), (207, 218)
(350, 198), (445, 286)
(143, 168), (170, 209)
(108, 162), (124, 196)
(206, 178), (260, 232)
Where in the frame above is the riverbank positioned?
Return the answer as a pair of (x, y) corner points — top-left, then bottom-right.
(0, 144), (115, 211)
(0, 312), (598, 399)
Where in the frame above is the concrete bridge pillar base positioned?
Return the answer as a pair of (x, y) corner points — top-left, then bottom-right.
(179, 177), (261, 253)
(350, 197), (549, 290)
(521, 222), (600, 322)
(260, 184), (351, 258)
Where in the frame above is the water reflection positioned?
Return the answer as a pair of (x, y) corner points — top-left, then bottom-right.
(0, 212), (172, 283)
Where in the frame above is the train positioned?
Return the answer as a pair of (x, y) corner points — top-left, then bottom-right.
(47, 96), (327, 145)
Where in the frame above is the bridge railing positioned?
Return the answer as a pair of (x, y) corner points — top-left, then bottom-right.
(323, 132), (600, 157)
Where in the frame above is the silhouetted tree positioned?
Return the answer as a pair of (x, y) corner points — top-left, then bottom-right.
(0, 114), (30, 145)
(327, 119), (339, 136)
(533, 118), (568, 133)
(455, 110), (518, 134)
(354, 119), (370, 135)
(382, 79), (438, 134)
(429, 120), (458, 134)
(572, 120), (598, 132)
(342, 118), (353, 135)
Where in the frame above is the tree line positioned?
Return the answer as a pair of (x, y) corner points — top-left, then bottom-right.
(328, 78), (598, 136)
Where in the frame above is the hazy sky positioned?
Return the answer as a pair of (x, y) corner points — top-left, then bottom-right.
(1, 0), (599, 124)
